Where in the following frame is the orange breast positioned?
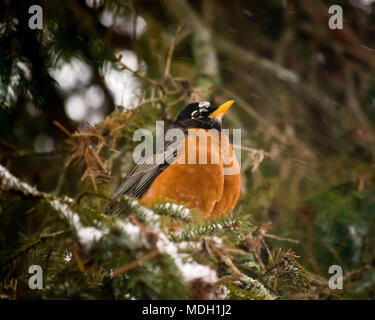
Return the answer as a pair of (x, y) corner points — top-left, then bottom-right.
(141, 129), (241, 217)
(212, 132), (241, 217)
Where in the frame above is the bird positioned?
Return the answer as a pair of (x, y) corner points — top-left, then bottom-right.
(109, 100), (241, 219)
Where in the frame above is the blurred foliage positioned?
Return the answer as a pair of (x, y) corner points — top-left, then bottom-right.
(1, 0), (375, 299)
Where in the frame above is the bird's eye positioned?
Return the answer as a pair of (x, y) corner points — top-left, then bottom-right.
(191, 110), (199, 118)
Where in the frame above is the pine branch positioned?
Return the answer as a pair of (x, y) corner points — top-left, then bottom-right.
(0, 231), (65, 271)
(111, 248), (160, 277)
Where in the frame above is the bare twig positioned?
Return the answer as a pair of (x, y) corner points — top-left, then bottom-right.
(164, 24), (182, 79)
(111, 249), (160, 277)
(264, 233), (299, 244)
(53, 120), (72, 137)
(116, 55), (158, 86)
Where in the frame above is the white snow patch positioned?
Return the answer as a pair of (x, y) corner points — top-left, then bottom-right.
(156, 233), (217, 283)
(114, 219), (145, 249)
(125, 201), (218, 283)
(50, 200), (103, 249)
(0, 164), (39, 196)
(129, 200), (159, 227)
(210, 236), (223, 246)
(163, 202), (191, 219)
(64, 251), (72, 262)
(177, 241), (202, 251)
(180, 263), (217, 283)
(77, 227), (103, 245)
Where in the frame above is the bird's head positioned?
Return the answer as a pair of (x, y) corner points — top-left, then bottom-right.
(174, 100), (235, 130)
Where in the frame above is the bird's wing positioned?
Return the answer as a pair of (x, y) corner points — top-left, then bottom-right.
(114, 129), (187, 198)
(105, 136), (184, 215)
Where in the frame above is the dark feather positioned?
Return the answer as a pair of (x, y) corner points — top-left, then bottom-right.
(105, 126), (187, 215)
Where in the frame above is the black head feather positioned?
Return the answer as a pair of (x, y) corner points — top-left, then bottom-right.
(174, 101), (222, 131)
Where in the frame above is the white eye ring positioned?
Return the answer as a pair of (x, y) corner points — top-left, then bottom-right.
(191, 110), (199, 118)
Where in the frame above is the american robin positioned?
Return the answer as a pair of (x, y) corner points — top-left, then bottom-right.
(110, 100), (241, 218)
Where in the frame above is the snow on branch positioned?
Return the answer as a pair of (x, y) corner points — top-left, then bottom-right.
(0, 164), (39, 196)
(0, 164), (221, 289)
(0, 164), (102, 249)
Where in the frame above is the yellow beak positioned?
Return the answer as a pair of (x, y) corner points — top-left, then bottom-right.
(208, 100), (235, 120)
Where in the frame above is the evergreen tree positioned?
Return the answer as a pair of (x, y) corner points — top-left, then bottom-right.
(1, 0), (375, 300)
